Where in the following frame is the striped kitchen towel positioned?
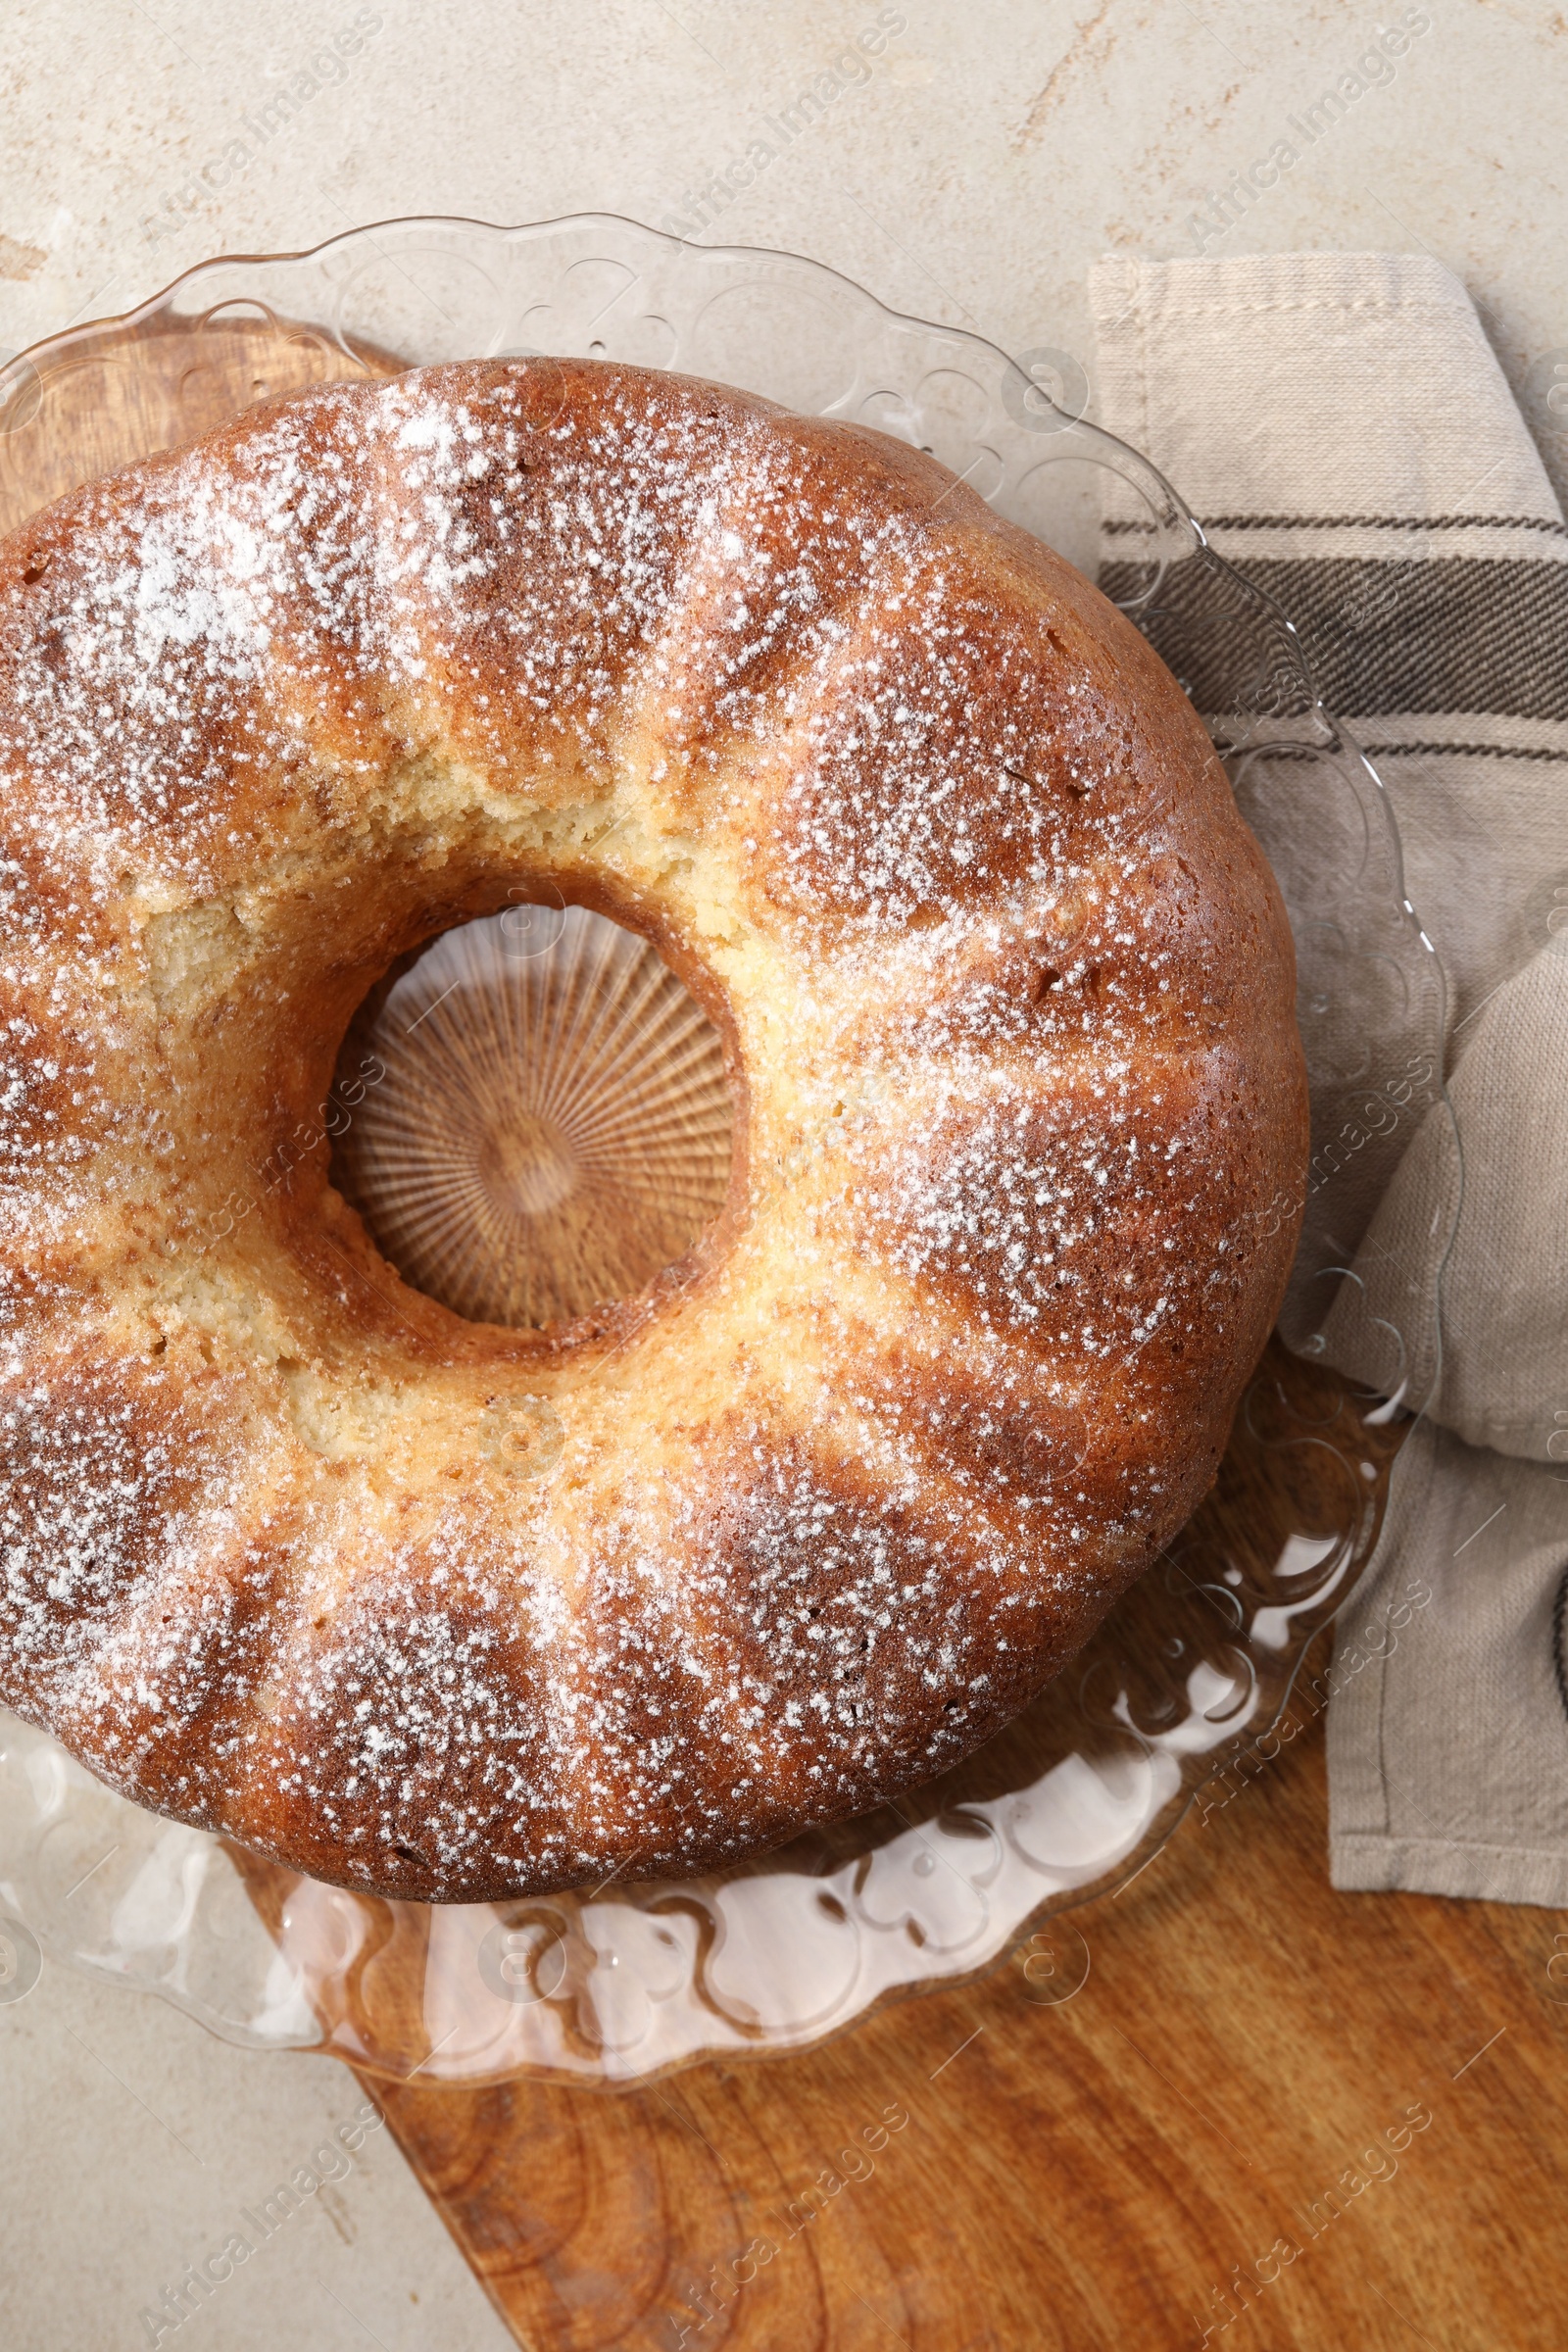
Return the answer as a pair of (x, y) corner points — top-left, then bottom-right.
(1090, 251), (1568, 1905)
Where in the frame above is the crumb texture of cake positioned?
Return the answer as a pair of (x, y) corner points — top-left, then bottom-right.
(0, 360), (1307, 1899)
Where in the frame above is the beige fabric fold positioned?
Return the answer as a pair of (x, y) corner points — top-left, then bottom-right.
(1326, 1420), (1568, 1905)
(1089, 251), (1568, 1905)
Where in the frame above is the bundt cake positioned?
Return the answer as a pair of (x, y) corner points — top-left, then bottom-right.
(0, 359), (1307, 1899)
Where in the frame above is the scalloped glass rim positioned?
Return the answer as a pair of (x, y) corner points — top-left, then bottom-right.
(0, 215), (1456, 2084)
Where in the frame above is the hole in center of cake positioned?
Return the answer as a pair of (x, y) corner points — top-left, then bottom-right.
(477, 1111), (580, 1219)
(331, 905), (735, 1329)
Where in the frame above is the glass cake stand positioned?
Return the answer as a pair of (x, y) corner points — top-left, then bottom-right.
(0, 216), (1453, 2083)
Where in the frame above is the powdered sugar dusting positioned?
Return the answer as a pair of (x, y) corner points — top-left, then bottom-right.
(0, 359), (1305, 1898)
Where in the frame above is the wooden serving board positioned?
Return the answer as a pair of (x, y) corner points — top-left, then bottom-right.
(356, 1664), (1568, 2352)
(10, 316), (1568, 2352)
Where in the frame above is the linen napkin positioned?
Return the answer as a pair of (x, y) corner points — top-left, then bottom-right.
(1088, 251), (1568, 1906)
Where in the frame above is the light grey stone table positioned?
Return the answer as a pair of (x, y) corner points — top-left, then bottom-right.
(1, 2), (1563, 2345)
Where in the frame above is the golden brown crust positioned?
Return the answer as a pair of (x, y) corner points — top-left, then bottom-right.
(0, 359), (1307, 1899)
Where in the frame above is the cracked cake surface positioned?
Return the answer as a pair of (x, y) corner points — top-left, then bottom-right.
(0, 358), (1307, 1899)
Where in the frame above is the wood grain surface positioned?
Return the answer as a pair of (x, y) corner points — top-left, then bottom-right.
(10, 312), (1566, 2352)
(359, 1669), (1568, 2352)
